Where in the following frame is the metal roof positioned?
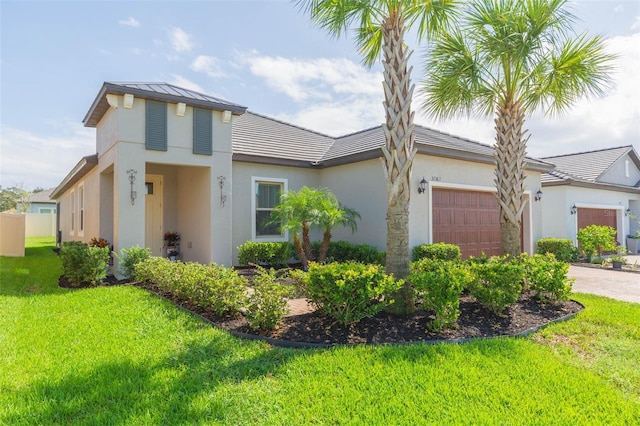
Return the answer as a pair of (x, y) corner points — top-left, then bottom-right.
(83, 82), (247, 127)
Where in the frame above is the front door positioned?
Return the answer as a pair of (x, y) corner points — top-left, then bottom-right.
(145, 175), (163, 256)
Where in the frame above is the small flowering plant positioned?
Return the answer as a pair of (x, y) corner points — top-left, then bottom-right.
(163, 231), (180, 246)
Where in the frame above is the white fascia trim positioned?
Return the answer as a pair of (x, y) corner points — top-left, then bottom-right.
(250, 176), (289, 242)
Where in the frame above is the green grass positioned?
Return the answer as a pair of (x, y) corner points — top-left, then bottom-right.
(1, 239), (639, 424)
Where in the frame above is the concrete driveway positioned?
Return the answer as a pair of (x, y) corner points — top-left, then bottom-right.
(569, 258), (640, 303)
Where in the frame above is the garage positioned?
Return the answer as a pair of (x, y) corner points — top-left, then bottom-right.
(577, 207), (618, 232)
(432, 188), (502, 259)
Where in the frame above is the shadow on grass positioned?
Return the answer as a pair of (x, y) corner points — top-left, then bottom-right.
(1, 334), (302, 425)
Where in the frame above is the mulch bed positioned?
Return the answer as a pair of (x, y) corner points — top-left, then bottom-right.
(59, 274), (584, 346)
(135, 280), (583, 346)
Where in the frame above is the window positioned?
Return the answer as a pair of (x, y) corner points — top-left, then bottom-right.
(193, 107), (213, 155)
(252, 177), (287, 240)
(146, 100), (167, 151)
(78, 185), (85, 233)
(70, 190), (75, 233)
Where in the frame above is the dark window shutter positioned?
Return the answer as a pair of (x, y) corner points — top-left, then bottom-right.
(193, 108), (213, 155)
(146, 100), (167, 151)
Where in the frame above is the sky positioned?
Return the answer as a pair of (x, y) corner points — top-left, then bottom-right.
(1, 0), (639, 190)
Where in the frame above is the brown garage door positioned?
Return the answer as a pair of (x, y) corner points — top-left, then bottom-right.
(432, 188), (501, 259)
(577, 207), (617, 231)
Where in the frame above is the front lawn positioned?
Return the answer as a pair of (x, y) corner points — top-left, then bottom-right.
(1, 239), (638, 424)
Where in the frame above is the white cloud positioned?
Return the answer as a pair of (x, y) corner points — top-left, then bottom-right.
(238, 51), (382, 103)
(119, 17), (140, 28)
(0, 123), (95, 190)
(191, 55), (227, 78)
(631, 15), (640, 30)
(168, 27), (193, 53)
(414, 32), (640, 158)
(168, 74), (204, 93)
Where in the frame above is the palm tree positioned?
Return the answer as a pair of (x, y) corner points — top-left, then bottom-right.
(297, 0), (459, 314)
(422, 0), (613, 257)
(316, 199), (361, 263)
(267, 186), (318, 268)
(267, 186), (360, 268)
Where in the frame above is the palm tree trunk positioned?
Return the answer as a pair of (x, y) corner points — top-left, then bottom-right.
(293, 233), (307, 269)
(494, 100), (528, 258)
(318, 229), (331, 263)
(302, 222), (313, 262)
(380, 10), (416, 315)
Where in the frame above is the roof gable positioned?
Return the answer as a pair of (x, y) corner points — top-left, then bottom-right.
(542, 146), (638, 182)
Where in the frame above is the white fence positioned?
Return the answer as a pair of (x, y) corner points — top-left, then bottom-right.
(25, 213), (56, 237)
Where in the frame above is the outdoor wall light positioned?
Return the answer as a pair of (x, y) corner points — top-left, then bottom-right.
(625, 208), (632, 217)
(417, 177), (427, 194)
(126, 169), (137, 205)
(221, 110), (232, 124)
(570, 204), (577, 215)
(217, 175), (227, 208)
(534, 189), (543, 202)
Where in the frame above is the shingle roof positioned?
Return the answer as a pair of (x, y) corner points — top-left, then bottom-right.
(542, 146), (633, 182)
(84, 82), (247, 127)
(232, 112), (334, 163)
(236, 116), (552, 170)
(27, 188), (55, 203)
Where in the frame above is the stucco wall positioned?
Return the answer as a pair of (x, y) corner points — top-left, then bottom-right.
(319, 159), (388, 249)
(56, 167), (101, 244)
(231, 161), (320, 264)
(599, 154), (640, 186)
(541, 185), (639, 245)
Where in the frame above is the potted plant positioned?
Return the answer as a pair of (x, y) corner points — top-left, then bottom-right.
(608, 247), (628, 270)
(626, 232), (640, 255)
(163, 231), (180, 260)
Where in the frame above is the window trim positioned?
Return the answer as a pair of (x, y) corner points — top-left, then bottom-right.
(251, 177), (288, 242)
(70, 189), (75, 235)
(78, 183), (85, 237)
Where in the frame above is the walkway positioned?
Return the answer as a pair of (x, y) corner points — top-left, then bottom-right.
(569, 255), (640, 304)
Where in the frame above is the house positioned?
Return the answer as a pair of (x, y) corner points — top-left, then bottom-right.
(51, 82), (553, 273)
(540, 146), (640, 252)
(20, 188), (57, 214)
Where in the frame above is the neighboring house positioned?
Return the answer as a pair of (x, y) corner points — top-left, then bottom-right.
(51, 82), (553, 272)
(20, 188), (57, 214)
(540, 146), (640, 251)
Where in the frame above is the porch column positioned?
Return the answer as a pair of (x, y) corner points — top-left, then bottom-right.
(113, 144), (145, 261)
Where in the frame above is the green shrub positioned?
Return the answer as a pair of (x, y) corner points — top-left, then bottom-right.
(59, 241), (110, 287)
(412, 243), (461, 262)
(238, 241), (293, 266)
(134, 258), (248, 316)
(521, 253), (574, 303)
(296, 262), (402, 324)
(308, 241), (386, 265)
(467, 255), (524, 314)
(244, 266), (294, 331)
(536, 238), (578, 263)
(116, 246), (151, 280)
(409, 258), (471, 330)
(577, 225), (617, 259)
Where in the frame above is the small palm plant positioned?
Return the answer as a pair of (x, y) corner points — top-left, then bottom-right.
(266, 186), (360, 268)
